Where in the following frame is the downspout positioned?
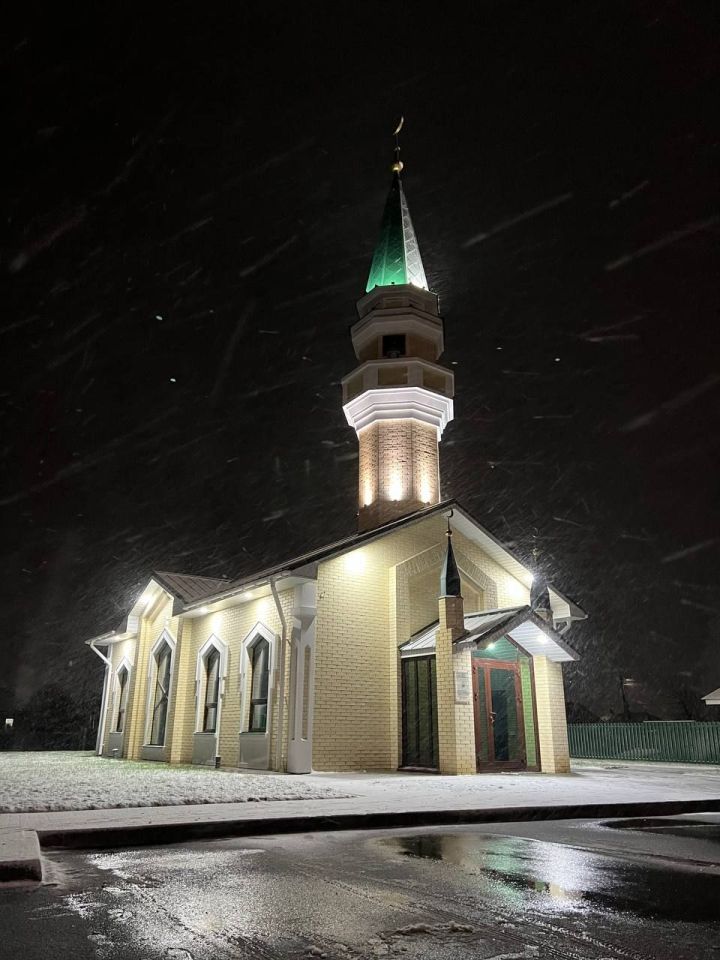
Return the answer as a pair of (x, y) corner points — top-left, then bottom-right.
(270, 577), (289, 772)
(89, 640), (113, 756)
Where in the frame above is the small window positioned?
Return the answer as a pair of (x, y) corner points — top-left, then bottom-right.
(249, 638), (270, 732)
(150, 641), (172, 745)
(115, 666), (130, 733)
(382, 334), (406, 358)
(203, 648), (221, 732)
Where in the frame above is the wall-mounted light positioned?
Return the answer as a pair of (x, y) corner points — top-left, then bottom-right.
(388, 470), (403, 502)
(345, 551), (366, 575)
(362, 477), (374, 507)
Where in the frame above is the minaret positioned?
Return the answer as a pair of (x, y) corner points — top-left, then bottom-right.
(342, 129), (454, 532)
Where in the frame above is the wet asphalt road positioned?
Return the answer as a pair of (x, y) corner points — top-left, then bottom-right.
(2, 815), (719, 960)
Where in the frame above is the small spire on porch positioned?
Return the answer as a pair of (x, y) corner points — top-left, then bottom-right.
(440, 515), (461, 597)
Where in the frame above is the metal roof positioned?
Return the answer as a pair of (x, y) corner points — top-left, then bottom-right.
(179, 499), (587, 620)
(399, 605), (580, 663)
(152, 570), (231, 604)
(83, 498), (586, 645)
(366, 171), (428, 292)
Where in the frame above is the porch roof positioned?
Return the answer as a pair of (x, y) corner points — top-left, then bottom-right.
(399, 605), (580, 663)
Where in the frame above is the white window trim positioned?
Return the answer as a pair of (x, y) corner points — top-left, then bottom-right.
(113, 656), (133, 734)
(143, 628), (177, 746)
(239, 622), (277, 735)
(194, 634), (229, 734)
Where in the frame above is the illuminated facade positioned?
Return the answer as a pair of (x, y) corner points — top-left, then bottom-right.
(84, 151), (585, 776)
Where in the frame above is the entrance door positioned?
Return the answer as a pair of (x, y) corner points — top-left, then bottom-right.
(401, 656), (439, 769)
(472, 659), (526, 770)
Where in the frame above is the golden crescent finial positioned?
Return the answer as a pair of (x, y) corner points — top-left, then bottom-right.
(392, 116), (405, 173)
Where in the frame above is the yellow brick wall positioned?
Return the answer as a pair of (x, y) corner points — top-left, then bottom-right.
(164, 589), (295, 769)
(435, 596), (476, 774)
(102, 514), (567, 775)
(357, 420), (440, 531)
(122, 592), (181, 760)
(312, 513), (533, 771)
(533, 656), (571, 773)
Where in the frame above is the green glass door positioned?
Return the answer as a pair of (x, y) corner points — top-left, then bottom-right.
(401, 656), (439, 769)
(472, 660), (526, 770)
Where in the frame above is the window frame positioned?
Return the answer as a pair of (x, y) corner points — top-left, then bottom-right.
(239, 622), (276, 737)
(248, 638), (270, 733)
(144, 629), (177, 748)
(194, 634), (229, 736)
(203, 647), (221, 733)
(115, 664), (130, 733)
(382, 333), (407, 358)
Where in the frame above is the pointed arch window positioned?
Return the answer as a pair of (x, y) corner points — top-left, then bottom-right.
(249, 638), (270, 732)
(115, 666), (130, 733)
(150, 641), (173, 745)
(203, 647), (221, 733)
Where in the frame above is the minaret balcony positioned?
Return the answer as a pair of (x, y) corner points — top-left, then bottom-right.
(342, 358), (454, 405)
(350, 284), (445, 362)
(343, 383), (454, 438)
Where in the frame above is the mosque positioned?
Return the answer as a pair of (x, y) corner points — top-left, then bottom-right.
(86, 144), (585, 775)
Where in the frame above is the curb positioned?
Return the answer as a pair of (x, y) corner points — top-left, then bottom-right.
(0, 829), (43, 883)
(35, 796), (720, 851)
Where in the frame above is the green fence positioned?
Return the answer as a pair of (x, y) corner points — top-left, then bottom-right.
(568, 722), (720, 764)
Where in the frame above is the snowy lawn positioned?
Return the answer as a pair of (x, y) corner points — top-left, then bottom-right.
(0, 751), (351, 813)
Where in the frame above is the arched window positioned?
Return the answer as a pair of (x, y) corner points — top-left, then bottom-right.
(203, 648), (221, 732)
(115, 666), (130, 733)
(249, 638), (270, 732)
(150, 641), (172, 745)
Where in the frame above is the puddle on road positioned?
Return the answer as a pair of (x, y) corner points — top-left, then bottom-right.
(378, 832), (720, 922)
(607, 817), (720, 843)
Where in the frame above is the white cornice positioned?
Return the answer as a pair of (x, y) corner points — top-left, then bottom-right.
(343, 386), (454, 437)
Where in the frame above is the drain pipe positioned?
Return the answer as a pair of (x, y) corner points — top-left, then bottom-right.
(89, 640), (113, 756)
(270, 577), (289, 772)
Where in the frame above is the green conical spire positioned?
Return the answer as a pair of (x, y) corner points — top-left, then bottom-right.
(366, 170), (429, 293)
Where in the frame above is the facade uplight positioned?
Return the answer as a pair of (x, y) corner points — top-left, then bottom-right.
(345, 551), (366, 575)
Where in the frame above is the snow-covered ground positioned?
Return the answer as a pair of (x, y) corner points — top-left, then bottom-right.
(0, 752), (349, 813)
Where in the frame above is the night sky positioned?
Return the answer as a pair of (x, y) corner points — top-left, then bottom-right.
(3, 3), (719, 720)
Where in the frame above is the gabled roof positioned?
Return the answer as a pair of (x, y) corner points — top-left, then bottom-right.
(366, 171), (428, 292)
(84, 498), (586, 646)
(702, 687), (720, 705)
(152, 571), (231, 604)
(179, 499), (586, 620)
(399, 606), (580, 663)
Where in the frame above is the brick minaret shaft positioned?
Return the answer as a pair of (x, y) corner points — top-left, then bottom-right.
(434, 523), (476, 775)
(342, 147), (454, 533)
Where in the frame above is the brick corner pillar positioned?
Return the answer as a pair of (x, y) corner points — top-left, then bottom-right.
(533, 655), (571, 773)
(435, 595), (476, 775)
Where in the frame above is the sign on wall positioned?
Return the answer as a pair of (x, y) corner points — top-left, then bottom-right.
(453, 670), (472, 703)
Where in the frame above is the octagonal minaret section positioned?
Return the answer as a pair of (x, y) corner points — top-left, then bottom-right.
(342, 159), (454, 533)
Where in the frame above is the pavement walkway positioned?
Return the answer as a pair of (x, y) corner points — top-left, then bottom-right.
(2, 759), (719, 880)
